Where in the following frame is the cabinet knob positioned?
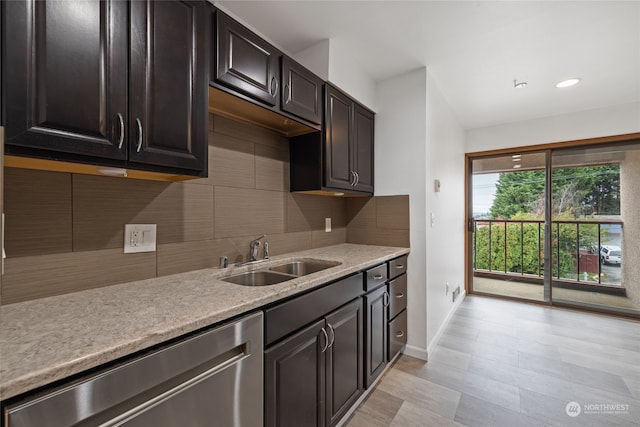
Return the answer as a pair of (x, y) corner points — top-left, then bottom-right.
(373, 274), (384, 280)
(394, 264), (404, 269)
(395, 292), (404, 299)
(135, 118), (143, 153)
(395, 331), (405, 338)
(116, 113), (125, 149)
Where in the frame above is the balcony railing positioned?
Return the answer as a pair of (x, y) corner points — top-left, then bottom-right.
(472, 219), (623, 286)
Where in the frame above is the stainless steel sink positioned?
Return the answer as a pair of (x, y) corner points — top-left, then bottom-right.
(222, 271), (295, 286)
(269, 259), (341, 276)
(223, 259), (341, 286)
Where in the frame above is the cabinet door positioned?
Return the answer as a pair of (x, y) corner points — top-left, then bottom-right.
(3, 0), (128, 160)
(352, 104), (374, 193)
(364, 285), (388, 388)
(324, 85), (353, 191)
(129, 1), (207, 173)
(215, 12), (280, 107)
(325, 299), (363, 427)
(281, 56), (323, 125)
(265, 319), (327, 427)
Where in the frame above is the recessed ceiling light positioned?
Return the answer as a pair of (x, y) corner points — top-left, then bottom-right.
(556, 78), (581, 88)
(513, 80), (527, 89)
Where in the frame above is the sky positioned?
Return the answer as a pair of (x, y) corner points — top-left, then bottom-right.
(472, 173), (499, 215)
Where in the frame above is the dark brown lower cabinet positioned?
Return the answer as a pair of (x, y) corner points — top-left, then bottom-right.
(265, 298), (363, 427)
(326, 299), (363, 427)
(265, 318), (326, 427)
(364, 285), (388, 388)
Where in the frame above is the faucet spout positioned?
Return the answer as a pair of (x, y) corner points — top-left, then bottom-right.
(249, 235), (266, 261)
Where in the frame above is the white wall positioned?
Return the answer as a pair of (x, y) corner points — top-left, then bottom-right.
(326, 39), (377, 111)
(425, 71), (467, 353)
(375, 68), (428, 358)
(375, 68), (466, 359)
(466, 102), (640, 152)
(292, 39), (330, 81)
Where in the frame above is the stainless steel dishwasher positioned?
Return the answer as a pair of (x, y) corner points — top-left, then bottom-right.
(4, 312), (263, 427)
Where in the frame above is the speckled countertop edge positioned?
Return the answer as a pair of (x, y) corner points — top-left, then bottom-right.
(0, 244), (409, 401)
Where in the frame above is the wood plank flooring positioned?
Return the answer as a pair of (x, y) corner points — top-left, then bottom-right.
(345, 295), (640, 427)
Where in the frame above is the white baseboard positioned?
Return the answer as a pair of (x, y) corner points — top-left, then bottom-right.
(426, 290), (466, 356)
(402, 344), (428, 361)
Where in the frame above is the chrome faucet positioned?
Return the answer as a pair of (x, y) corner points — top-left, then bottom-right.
(249, 235), (266, 262)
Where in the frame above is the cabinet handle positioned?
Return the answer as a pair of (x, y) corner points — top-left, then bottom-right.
(270, 76), (278, 98)
(373, 274), (384, 280)
(116, 113), (125, 149)
(383, 291), (390, 307)
(395, 264), (405, 269)
(284, 84), (291, 104)
(327, 324), (335, 348)
(354, 171), (360, 187)
(320, 327), (329, 353)
(135, 118), (143, 153)
(395, 331), (405, 338)
(395, 292), (405, 298)
(349, 171), (356, 186)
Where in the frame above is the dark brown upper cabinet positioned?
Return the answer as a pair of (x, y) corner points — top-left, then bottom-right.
(2, 0), (208, 177)
(290, 84), (375, 196)
(214, 11), (280, 108)
(281, 56), (323, 125)
(210, 9), (322, 135)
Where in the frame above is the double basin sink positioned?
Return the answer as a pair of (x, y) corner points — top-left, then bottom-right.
(223, 259), (341, 286)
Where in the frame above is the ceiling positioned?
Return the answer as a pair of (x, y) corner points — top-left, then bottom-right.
(217, 1), (640, 130)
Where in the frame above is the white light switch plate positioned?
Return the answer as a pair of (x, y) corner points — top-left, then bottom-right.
(124, 224), (157, 253)
(325, 218), (332, 232)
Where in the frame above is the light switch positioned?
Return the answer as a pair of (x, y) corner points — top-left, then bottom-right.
(430, 212), (435, 228)
(124, 224), (157, 253)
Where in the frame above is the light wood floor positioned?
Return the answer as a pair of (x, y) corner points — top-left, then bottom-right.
(345, 295), (640, 427)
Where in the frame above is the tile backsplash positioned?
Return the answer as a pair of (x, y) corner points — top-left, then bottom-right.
(1, 114), (409, 304)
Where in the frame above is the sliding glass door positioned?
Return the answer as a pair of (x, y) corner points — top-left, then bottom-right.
(469, 140), (640, 317)
(551, 143), (640, 315)
(470, 152), (549, 302)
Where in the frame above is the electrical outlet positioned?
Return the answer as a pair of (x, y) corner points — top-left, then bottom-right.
(452, 286), (461, 302)
(325, 217), (332, 232)
(124, 224), (157, 253)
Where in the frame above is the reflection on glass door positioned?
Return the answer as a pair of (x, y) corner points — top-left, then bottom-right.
(470, 152), (548, 302)
(551, 143), (640, 315)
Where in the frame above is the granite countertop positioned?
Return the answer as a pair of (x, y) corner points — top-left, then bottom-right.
(0, 243), (409, 401)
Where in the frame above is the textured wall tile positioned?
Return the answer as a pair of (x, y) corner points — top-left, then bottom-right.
(312, 227), (347, 248)
(346, 197), (377, 228)
(214, 187), (285, 238)
(209, 132), (255, 188)
(157, 239), (243, 276)
(370, 228), (410, 247)
(213, 114), (286, 148)
(73, 176), (213, 250)
(261, 231), (313, 256)
(288, 193), (347, 232)
(256, 143), (289, 192)
(1, 249), (156, 304)
(377, 195), (410, 230)
(3, 168), (72, 257)
(346, 227), (370, 245)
